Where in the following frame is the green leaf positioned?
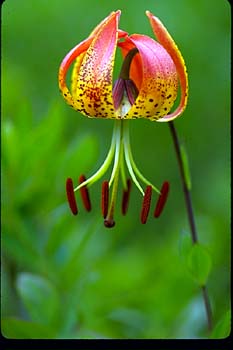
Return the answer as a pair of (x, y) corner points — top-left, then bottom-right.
(1, 317), (56, 339)
(16, 273), (60, 327)
(210, 310), (231, 339)
(187, 243), (212, 286)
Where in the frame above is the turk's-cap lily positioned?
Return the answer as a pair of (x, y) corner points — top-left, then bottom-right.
(59, 10), (188, 227)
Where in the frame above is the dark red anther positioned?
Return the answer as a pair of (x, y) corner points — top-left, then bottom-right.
(101, 181), (109, 218)
(154, 181), (170, 218)
(122, 179), (132, 215)
(66, 178), (78, 215)
(140, 186), (152, 224)
(78, 174), (91, 212)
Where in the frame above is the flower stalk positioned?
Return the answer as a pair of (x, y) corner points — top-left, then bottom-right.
(169, 121), (213, 333)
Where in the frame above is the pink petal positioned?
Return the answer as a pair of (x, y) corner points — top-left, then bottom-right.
(59, 11), (123, 119)
(120, 34), (179, 120)
(146, 11), (188, 121)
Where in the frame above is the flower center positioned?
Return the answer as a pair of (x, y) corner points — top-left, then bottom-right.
(113, 78), (138, 117)
(113, 48), (139, 117)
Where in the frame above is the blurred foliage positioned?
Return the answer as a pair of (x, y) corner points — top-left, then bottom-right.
(1, 0), (230, 339)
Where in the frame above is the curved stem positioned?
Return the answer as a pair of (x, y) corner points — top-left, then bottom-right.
(123, 121), (145, 195)
(123, 121), (160, 194)
(74, 123), (117, 191)
(169, 121), (213, 334)
(119, 48), (139, 80)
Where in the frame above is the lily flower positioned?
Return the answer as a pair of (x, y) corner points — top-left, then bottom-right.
(59, 10), (188, 227)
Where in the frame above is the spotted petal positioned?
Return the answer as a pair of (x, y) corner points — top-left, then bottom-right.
(59, 11), (124, 119)
(146, 11), (188, 121)
(119, 35), (179, 120)
(59, 37), (93, 110)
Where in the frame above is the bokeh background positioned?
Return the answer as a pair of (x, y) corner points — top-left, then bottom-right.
(1, 0), (230, 339)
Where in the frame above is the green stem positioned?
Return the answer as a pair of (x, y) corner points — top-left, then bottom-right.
(74, 122), (117, 191)
(123, 121), (160, 194)
(109, 121), (122, 187)
(123, 121), (144, 195)
(106, 121), (124, 223)
(120, 132), (128, 190)
(169, 121), (213, 334)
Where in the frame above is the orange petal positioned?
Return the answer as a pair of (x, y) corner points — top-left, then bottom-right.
(118, 40), (143, 91)
(122, 35), (179, 120)
(72, 11), (121, 118)
(59, 11), (124, 118)
(146, 11), (188, 121)
(58, 37), (93, 110)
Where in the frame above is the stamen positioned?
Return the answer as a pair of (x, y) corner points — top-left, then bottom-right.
(79, 174), (91, 211)
(122, 179), (132, 215)
(73, 122), (117, 192)
(66, 178), (78, 215)
(101, 181), (109, 218)
(123, 121), (160, 195)
(154, 181), (170, 218)
(140, 186), (152, 224)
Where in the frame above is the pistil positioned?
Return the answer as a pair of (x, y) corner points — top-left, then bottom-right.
(101, 181), (109, 218)
(104, 120), (124, 227)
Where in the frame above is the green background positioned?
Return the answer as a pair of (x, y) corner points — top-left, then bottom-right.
(1, 0), (230, 339)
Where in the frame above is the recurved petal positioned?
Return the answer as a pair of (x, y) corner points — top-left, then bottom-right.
(146, 11), (188, 121)
(59, 37), (93, 110)
(122, 34), (179, 120)
(89, 13), (127, 38)
(72, 11), (121, 118)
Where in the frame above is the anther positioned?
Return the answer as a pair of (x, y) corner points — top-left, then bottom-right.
(154, 181), (170, 218)
(101, 181), (109, 218)
(140, 186), (152, 224)
(122, 179), (132, 215)
(66, 178), (78, 215)
(78, 174), (91, 212)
